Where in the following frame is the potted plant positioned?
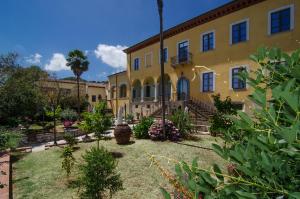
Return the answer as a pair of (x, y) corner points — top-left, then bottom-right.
(61, 108), (77, 128)
(114, 108), (132, 144)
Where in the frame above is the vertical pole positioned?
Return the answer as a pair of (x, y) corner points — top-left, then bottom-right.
(157, 0), (166, 138)
(116, 74), (118, 118)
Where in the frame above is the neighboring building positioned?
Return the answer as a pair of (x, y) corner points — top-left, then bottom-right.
(123, 0), (299, 118)
(107, 71), (130, 117)
(41, 79), (107, 110)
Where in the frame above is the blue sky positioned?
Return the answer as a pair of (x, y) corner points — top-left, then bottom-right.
(0, 0), (230, 81)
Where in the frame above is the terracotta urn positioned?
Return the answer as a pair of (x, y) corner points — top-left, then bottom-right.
(63, 120), (73, 128)
(114, 124), (132, 144)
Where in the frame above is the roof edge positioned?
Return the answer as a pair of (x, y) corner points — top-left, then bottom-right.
(123, 0), (266, 54)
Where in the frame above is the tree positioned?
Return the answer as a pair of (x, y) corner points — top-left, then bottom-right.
(160, 48), (300, 199)
(157, 0), (166, 138)
(61, 146), (75, 179)
(79, 147), (123, 199)
(0, 52), (19, 86)
(79, 102), (112, 148)
(42, 76), (62, 145)
(0, 65), (48, 126)
(66, 50), (89, 118)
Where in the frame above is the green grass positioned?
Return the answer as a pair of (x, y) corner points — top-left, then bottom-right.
(13, 136), (224, 199)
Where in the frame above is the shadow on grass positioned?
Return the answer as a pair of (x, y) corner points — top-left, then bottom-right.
(110, 151), (124, 158)
(184, 134), (203, 141)
(173, 142), (213, 151)
(116, 141), (135, 146)
(10, 152), (27, 164)
(12, 176), (29, 183)
(67, 178), (81, 189)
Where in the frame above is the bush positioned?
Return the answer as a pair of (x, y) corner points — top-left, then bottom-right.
(169, 109), (192, 137)
(209, 94), (237, 136)
(133, 117), (154, 139)
(148, 119), (181, 141)
(0, 128), (21, 151)
(161, 47), (300, 199)
(60, 108), (77, 121)
(79, 146), (123, 199)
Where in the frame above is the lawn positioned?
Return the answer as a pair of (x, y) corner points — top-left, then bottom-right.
(13, 136), (224, 199)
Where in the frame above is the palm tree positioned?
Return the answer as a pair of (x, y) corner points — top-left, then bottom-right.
(157, 0), (166, 138)
(66, 50), (89, 118)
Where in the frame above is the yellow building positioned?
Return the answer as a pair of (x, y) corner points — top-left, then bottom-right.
(107, 71), (130, 117)
(123, 0), (300, 118)
(41, 79), (107, 110)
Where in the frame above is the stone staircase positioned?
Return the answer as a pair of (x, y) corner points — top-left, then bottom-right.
(150, 98), (215, 133)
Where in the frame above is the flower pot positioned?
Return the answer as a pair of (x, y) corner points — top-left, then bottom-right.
(114, 124), (132, 144)
(63, 120), (73, 128)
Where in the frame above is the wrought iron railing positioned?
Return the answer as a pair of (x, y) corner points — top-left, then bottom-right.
(144, 96), (155, 101)
(171, 52), (193, 67)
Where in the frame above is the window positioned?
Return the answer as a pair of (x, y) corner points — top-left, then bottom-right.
(92, 95), (96, 102)
(133, 58), (139, 71)
(202, 72), (214, 92)
(159, 48), (168, 63)
(178, 41), (189, 62)
(119, 84), (127, 98)
(145, 53), (152, 67)
(269, 5), (294, 35)
(202, 32), (214, 52)
(231, 20), (248, 44)
(231, 67), (246, 90)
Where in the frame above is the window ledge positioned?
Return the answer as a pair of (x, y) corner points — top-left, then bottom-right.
(230, 40), (249, 46)
(232, 88), (247, 92)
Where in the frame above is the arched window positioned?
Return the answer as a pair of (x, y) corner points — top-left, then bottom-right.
(119, 84), (127, 98)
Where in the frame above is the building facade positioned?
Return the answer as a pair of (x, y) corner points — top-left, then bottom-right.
(41, 79), (107, 110)
(123, 0), (299, 118)
(107, 71), (130, 117)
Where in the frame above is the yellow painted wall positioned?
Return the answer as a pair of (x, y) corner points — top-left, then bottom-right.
(127, 0), (300, 112)
(41, 80), (107, 108)
(108, 72), (130, 116)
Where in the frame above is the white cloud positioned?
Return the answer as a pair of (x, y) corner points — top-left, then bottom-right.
(94, 44), (127, 69)
(25, 53), (42, 64)
(44, 53), (69, 71)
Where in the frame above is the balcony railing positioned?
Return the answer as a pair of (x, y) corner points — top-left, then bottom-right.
(132, 97), (141, 102)
(144, 96), (155, 101)
(171, 52), (193, 67)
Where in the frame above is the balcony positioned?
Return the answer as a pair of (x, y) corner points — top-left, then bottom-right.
(171, 52), (193, 67)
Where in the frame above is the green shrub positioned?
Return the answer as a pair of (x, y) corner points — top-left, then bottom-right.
(161, 47), (300, 199)
(209, 94), (237, 136)
(61, 146), (75, 178)
(169, 109), (192, 137)
(79, 146), (123, 199)
(133, 117), (154, 139)
(60, 108), (77, 121)
(0, 128), (21, 151)
(63, 133), (78, 148)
